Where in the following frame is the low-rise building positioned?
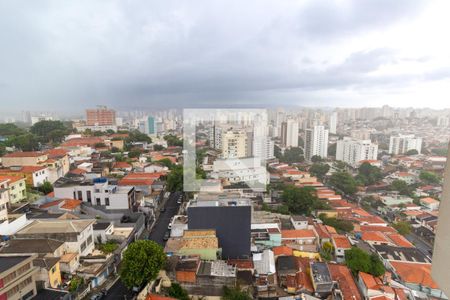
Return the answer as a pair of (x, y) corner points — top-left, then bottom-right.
(0, 175), (26, 203)
(15, 219), (96, 256)
(0, 254), (39, 300)
(0, 166), (49, 187)
(54, 177), (136, 210)
(331, 234), (351, 262)
(309, 261), (333, 298)
(420, 197), (440, 210)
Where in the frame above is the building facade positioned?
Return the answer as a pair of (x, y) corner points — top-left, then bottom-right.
(389, 134), (422, 155)
(335, 137), (378, 167)
(305, 125), (329, 161)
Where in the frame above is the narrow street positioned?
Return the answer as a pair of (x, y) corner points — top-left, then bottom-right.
(102, 191), (182, 300)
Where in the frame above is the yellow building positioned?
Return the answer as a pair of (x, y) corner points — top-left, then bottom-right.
(0, 175), (27, 203)
(34, 257), (62, 288)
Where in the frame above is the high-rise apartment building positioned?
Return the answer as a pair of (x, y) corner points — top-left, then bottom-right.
(221, 130), (247, 159)
(147, 116), (156, 135)
(336, 137), (378, 167)
(388, 134), (422, 155)
(86, 106), (116, 126)
(329, 112), (337, 134)
(305, 125), (329, 161)
(281, 119), (299, 148)
(432, 144), (450, 296)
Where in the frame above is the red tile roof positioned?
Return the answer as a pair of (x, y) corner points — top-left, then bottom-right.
(0, 175), (25, 184)
(358, 225), (397, 233)
(146, 294), (176, 300)
(45, 148), (68, 158)
(0, 166), (47, 173)
(385, 233), (414, 248)
(61, 199), (82, 210)
(69, 168), (87, 175)
(390, 261), (438, 289)
(332, 234), (352, 249)
(61, 137), (104, 147)
(328, 264), (362, 300)
(361, 231), (390, 243)
(227, 259), (254, 269)
(273, 246), (294, 256)
(113, 162), (132, 169)
(281, 229), (316, 239)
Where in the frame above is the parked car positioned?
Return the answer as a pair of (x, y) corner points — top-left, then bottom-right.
(163, 230), (171, 241)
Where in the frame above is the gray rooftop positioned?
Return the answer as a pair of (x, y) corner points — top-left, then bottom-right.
(0, 239), (64, 254)
(0, 255), (32, 273)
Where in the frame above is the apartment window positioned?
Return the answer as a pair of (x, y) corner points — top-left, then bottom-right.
(105, 198), (110, 206)
(81, 241), (86, 252)
(77, 191), (83, 201)
(96, 198), (101, 206)
(51, 267), (56, 274)
(87, 190), (92, 203)
(3, 270), (17, 285)
(87, 235), (93, 245)
(73, 191), (76, 199)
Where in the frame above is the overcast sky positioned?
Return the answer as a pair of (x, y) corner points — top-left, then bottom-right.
(1, 0), (450, 113)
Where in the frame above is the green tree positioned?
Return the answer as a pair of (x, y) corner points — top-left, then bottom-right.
(98, 241), (118, 254)
(38, 181), (53, 195)
(279, 147), (303, 163)
(319, 214), (354, 233)
(392, 221), (411, 235)
(329, 171), (358, 195)
(119, 240), (166, 289)
(153, 144), (165, 151)
(309, 163), (330, 180)
(281, 185), (328, 215)
(5, 133), (39, 151)
(166, 166), (183, 192)
(345, 247), (385, 277)
(390, 179), (412, 196)
(157, 158), (175, 169)
(321, 241), (334, 261)
(164, 134), (183, 147)
(311, 155), (323, 163)
(69, 276), (84, 292)
(223, 286), (252, 300)
(356, 163), (383, 186)
(128, 149), (142, 158)
(419, 171), (441, 185)
(406, 149), (419, 155)
(167, 283), (190, 300)
(30, 120), (69, 143)
(0, 123), (27, 136)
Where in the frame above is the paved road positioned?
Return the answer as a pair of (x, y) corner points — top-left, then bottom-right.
(100, 192), (182, 300)
(148, 191), (182, 245)
(103, 278), (134, 300)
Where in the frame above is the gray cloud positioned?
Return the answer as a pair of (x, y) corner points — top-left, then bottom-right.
(0, 0), (446, 114)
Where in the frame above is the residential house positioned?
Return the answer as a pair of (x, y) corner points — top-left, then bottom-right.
(0, 238), (65, 257)
(281, 229), (317, 247)
(0, 175), (26, 203)
(420, 197), (440, 210)
(34, 257), (62, 288)
(309, 261), (333, 298)
(15, 219), (96, 256)
(0, 166), (49, 187)
(54, 177), (136, 210)
(331, 234), (352, 263)
(327, 264), (362, 300)
(0, 178), (9, 220)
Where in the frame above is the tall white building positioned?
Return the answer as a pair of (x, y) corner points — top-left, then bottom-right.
(305, 125), (329, 161)
(389, 134), (422, 155)
(281, 119), (299, 148)
(329, 112), (337, 134)
(336, 138), (378, 167)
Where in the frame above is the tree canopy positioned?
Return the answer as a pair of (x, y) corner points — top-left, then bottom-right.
(419, 171), (441, 185)
(319, 214), (354, 233)
(329, 171), (358, 195)
(30, 120), (70, 143)
(390, 179), (413, 196)
(166, 165), (184, 192)
(223, 286), (252, 300)
(345, 247), (385, 277)
(281, 185), (329, 216)
(406, 149), (419, 155)
(279, 147), (304, 164)
(309, 163), (330, 180)
(392, 221), (411, 235)
(119, 240), (166, 289)
(356, 162), (383, 186)
(164, 134), (183, 147)
(166, 283), (189, 300)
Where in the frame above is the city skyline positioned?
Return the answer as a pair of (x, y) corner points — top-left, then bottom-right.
(2, 0), (450, 112)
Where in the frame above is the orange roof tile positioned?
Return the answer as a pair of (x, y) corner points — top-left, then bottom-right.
(281, 229), (316, 239)
(113, 162), (132, 169)
(61, 199), (82, 210)
(420, 197), (439, 204)
(332, 234), (352, 249)
(385, 233), (414, 248)
(273, 246), (294, 256)
(359, 272), (383, 290)
(0, 166), (47, 174)
(69, 168), (87, 175)
(390, 261), (438, 289)
(146, 294), (176, 300)
(361, 231), (390, 243)
(40, 200), (64, 209)
(328, 264), (362, 300)
(0, 175), (25, 184)
(45, 148), (68, 158)
(358, 225), (397, 233)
